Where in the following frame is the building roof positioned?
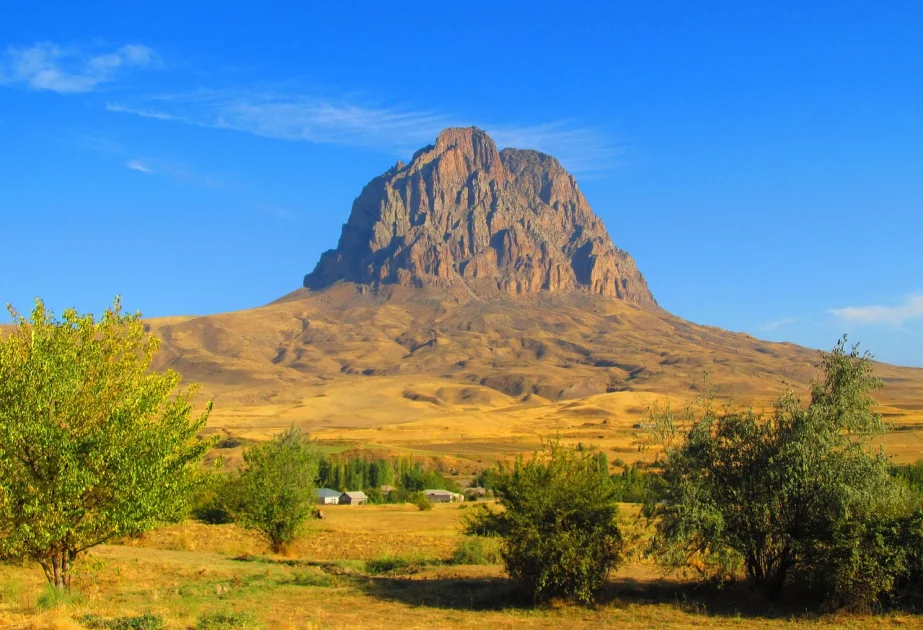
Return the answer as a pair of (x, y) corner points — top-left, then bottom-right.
(341, 491), (368, 500)
(316, 488), (341, 498)
(424, 489), (455, 496)
(380, 485), (397, 493)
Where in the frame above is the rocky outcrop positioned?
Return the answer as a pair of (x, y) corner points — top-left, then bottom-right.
(305, 127), (656, 305)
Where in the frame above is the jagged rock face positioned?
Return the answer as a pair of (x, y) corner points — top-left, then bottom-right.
(305, 127), (656, 305)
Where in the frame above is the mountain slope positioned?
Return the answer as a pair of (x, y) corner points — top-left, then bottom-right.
(147, 128), (923, 461)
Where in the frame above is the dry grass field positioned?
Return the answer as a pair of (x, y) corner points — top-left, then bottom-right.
(2, 503), (921, 629)
(147, 283), (923, 469)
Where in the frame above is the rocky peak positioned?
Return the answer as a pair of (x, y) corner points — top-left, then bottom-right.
(305, 127), (656, 305)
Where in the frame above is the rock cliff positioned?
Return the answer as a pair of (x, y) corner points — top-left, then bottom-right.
(305, 127), (655, 305)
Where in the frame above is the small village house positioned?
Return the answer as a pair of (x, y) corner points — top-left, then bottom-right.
(339, 490), (369, 505)
(315, 488), (341, 505)
(424, 489), (464, 503)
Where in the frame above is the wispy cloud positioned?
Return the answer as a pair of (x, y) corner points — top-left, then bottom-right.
(106, 93), (620, 175)
(830, 293), (923, 328)
(255, 205), (299, 221)
(0, 42), (156, 93)
(759, 317), (798, 332)
(126, 159), (153, 173)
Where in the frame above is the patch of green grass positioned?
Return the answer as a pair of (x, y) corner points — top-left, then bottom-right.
(289, 570), (334, 587)
(365, 552), (439, 575)
(35, 584), (83, 610)
(79, 612), (166, 630)
(0, 577), (22, 603)
(451, 536), (503, 565)
(196, 609), (259, 629)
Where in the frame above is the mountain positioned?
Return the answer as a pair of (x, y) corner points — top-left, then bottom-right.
(305, 127), (654, 304)
(148, 128), (923, 462)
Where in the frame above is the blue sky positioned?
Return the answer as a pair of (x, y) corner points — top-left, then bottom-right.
(1, 2), (921, 367)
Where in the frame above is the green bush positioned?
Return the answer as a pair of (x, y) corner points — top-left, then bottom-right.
(464, 440), (623, 604)
(649, 338), (918, 607)
(225, 427), (319, 554)
(451, 536), (503, 565)
(196, 609), (258, 629)
(190, 480), (234, 525)
(80, 612), (166, 630)
(409, 491), (433, 511)
(363, 487), (385, 504)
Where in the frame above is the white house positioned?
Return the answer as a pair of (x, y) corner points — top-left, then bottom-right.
(315, 488), (341, 505)
(424, 489), (464, 503)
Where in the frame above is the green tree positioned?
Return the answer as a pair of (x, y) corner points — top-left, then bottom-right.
(648, 337), (914, 606)
(227, 426), (319, 554)
(0, 298), (213, 591)
(464, 440), (623, 604)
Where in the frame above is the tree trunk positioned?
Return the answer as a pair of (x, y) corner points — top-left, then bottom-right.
(41, 549), (74, 591)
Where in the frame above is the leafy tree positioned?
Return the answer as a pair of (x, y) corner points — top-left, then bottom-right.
(648, 337), (914, 605)
(0, 298), (213, 590)
(611, 462), (663, 504)
(227, 426), (319, 554)
(464, 440), (623, 604)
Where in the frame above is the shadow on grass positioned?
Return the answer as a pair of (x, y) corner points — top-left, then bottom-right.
(232, 553), (827, 619)
(356, 572), (821, 619)
(355, 574), (517, 611)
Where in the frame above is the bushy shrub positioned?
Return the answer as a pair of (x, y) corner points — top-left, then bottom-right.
(363, 487), (384, 504)
(190, 480), (234, 525)
(649, 338), (918, 607)
(464, 440), (623, 604)
(409, 491), (433, 511)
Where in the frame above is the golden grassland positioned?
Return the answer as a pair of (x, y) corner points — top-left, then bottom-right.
(2, 504), (923, 629)
(143, 284), (923, 470)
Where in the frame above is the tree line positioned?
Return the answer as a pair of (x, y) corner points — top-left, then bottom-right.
(316, 453), (461, 498)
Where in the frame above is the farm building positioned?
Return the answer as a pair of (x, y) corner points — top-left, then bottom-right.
(424, 489), (464, 503)
(380, 485), (397, 496)
(339, 491), (369, 505)
(315, 488), (341, 505)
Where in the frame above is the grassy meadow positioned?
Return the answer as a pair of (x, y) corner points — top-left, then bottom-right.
(1, 503), (920, 629)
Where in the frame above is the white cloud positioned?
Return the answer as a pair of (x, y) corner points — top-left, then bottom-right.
(126, 159), (153, 174)
(1, 42), (155, 94)
(255, 205), (298, 221)
(106, 92), (621, 175)
(759, 317), (797, 331)
(830, 293), (923, 327)
(105, 103), (182, 121)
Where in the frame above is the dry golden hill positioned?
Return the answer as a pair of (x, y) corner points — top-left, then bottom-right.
(148, 282), (923, 465)
(145, 126), (923, 465)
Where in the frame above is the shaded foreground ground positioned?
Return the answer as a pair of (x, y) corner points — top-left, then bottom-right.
(0, 504), (920, 629)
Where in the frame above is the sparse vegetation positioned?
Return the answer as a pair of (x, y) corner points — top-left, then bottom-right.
(195, 609), (258, 629)
(80, 612), (166, 630)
